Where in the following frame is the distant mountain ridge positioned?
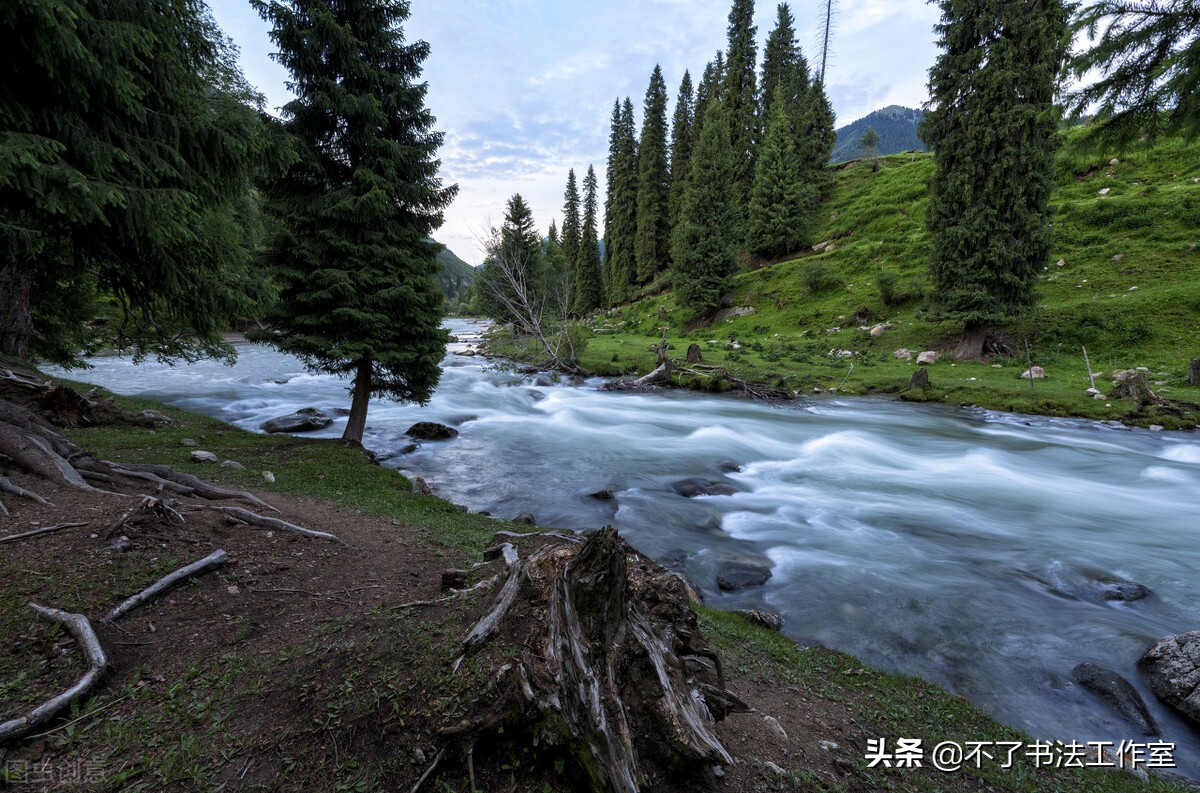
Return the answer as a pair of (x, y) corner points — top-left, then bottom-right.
(433, 241), (474, 301)
(832, 105), (927, 164)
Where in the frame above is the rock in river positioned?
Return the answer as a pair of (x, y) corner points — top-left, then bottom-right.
(1071, 662), (1158, 735)
(261, 407), (333, 433)
(1138, 630), (1200, 726)
(672, 478), (738, 497)
(405, 421), (459, 441)
(716, 562), (772, 592)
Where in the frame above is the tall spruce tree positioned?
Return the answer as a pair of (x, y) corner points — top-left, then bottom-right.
(254, 0), (456, 444)
(722, 0), (759, 233)
(796, 77), (837, 192)
(561, 169), (582, 272)
(671, 101), (737, 315)
(574, 166), (603, 314)
(746, 83), (813, 259)
(760, 3), (801, 125)
(920, 0), (1068, 360)
(603, 98), (639, 304)
(693, 52), (724, 152)
(635, 65), (671, 284)
(667, 71), (695, 239)
(0, 0), (268, 365)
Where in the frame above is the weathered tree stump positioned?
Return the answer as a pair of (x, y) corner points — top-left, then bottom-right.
(1111, 371), (1167, 407)
(909, 367), (930, 390)
(445, 527), (749, 792)
(1189, 358), (1200, 387)
(686, 343), (704, 364)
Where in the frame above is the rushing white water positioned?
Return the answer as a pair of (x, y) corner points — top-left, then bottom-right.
(53, 319), (1200, 777)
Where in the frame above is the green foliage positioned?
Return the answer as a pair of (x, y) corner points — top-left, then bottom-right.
(604, 99), (639, 304)
(561, 169), (582, 274)
(831, 106), (927, 164)
(1065, 1), (1200, 150)
(574, 166), (604, 314)
(0, 0), (272, 365)
(746, 84), (815, 259)
(801, 261), (841, 294)
(667, 71), (695, 239)
(856, 126), (881, 169)
(635, 65), (671, 284)
(253, 0), (455, 442)
(722, 0), (760, 233)
(671, 101), (737, 315)
(921, 0), (1068, 334)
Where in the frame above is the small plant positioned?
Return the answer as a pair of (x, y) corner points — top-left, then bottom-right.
(802, 262), (841, 294)
(876, 270), (900, 306)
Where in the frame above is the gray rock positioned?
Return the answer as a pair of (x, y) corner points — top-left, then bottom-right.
(916, 350), (940, 365)
(180, 438), (197, 447)
(717, 460), (742, 473)
(405, 421), (459, 441)
(220, 459), (245, 470)
(716, 562), (771, 592)
(1099, 581), (1152, 602)
(589, 488), (616, 500)
(1071, 662), (1158, 735)
(137, 409), (172, 426)
(513, 512), (536, 525)
(261, 407), (333, 433)
(1021, 366), (1046, 380)
(672, 478), (737, 497)
(190, 450), (218, 463)
(413, 476), (433, 495)
(1139, 630), (1200, 726)
(734, 609), (784, 631)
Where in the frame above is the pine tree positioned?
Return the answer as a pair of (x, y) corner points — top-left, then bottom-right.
(561, 169), (582, 272)
(0, 0), (269, 365)
(603, 98), (638, 304)
(693, 52), (724, 150)
(746, 84), (813, 259)
(722, 0), (759, 233)
(671, 101), (737, 315)
(667, 71), (695, 240)
(254, 0), (456, 443)
(635, 65), (671, 284)
(796, 78), (837, 192)
(920, 0), (1068, 360)
(760, 3), (801, 124)
(574, 166), (603, 315)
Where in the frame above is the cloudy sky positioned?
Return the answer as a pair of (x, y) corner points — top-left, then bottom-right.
(210, 0), (941, 264)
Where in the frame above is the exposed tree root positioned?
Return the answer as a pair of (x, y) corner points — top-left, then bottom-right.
(191, 504), (343, 544)
(102, 496), (185, 540)
(0, 522), (87, 545)
(442, 527), (749, 792)
(102, 549), (230, 624)
(0, 604), (108, 745)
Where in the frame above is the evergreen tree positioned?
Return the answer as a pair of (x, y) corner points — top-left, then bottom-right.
(920, 0), (1068, 360)
(254, 0), (456, 443)
(693, 52), (724, 149)
(603, 98), (638, 304)
(746, 84), (813, 259)
(760, 3), (801, 124)
(561, 169), (582, 271)
(574, 166), (603, 314)
(635, 65), (671, 284)
(0, 0), (269, 365)
(1065, 1), (1200, 148)
(667, 71), (695, 239)
(796, 78), (837, 192)
(671, 101), (737, 315)
(722, 0), (759, 232)
(547, 219), (559, 246)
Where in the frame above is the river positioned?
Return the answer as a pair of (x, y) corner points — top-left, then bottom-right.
(51, 318), (1200, 778)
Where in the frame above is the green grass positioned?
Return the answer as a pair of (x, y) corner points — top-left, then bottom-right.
(575, 130), (1200, 428)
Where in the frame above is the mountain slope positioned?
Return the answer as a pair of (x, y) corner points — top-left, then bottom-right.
(832, 105), (927, 163)
(434, 241), (475, 300)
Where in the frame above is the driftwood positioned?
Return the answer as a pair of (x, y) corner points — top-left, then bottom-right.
(193, 505), (342, 544)
(0, 604), (108, 745)
(0, 522), (87, 545)
(101, 462), (278, 513)
(443, 527), (749, 792)
(102, 549), (229, 624)
(102, 496), (184, 540)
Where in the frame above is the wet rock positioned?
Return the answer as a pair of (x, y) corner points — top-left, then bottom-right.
(658, 549), (688, 573)
(589, 488), (616, 500)
(717, 460), (741, 473)
(513, 512), (536, 525)
(672, 478), (737, 497)
(190, 450), (218, 463)
(405, 421), (458, 441)
(1099, 581), (1152, 602)
(1072, 662), (1158, 735)
(526, 389), (547, 401)
(1138, 630), (1200, 725)
(734, 609), (784, 631)
(716, 562), (771, 591)
(261, 407), (333, 433)
(445, 414), (478, 426)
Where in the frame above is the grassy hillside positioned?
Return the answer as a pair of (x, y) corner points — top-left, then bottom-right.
(434, 240), (475, 300)
(579, 130), (1200, 428)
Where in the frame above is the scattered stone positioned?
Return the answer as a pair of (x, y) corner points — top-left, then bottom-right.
(716, 562), (771, 591)
(1139, 631), (1200, 726)
(180, 438), (197, 447)
(916, 350), (940, 365)
(190, 450), (218, 463)
(1149, 425), (1164, 432)
(869, 323), (893, 337)
(589, 488), (616, 500)
(413, 476), (433, 495)
(672, 478), (737, 497)
(1021, 366), (1046, 380)
(819, 740), (840, 751)
(111, 536), (133, 553)
(405, 421), (458, 441)
(713, 306), (757, 322)
(1109, 158), (1120, 166)
(734, 609), (784, 631)
(1099, 187), (1111, 195)
(136, 409), (172, 426)
(1111, 253), (1125, 262)
(220, 459), (245, 470)
(1056, 259), (1066, 267)
(441, 569), (468, 590)
(894, 348), (912, 360)
(262, 471), (276, 483)
(1072, 663), (1158, 735)
(261, 407), (333, 434)
(1129, 285), (1138, 291)
(513, 512), (536, 525)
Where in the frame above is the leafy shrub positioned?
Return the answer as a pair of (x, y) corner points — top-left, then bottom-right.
(802, 262), (841, 294)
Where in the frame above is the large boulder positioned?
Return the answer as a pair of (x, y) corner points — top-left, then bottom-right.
(261, 407), (333, 433)
(672, 478), (737, 497)
(1138, 630), (1200, 725)
(405, 421), (459, 441)
(1071, 662), (1158, 735)
(716, 562), (772, 592)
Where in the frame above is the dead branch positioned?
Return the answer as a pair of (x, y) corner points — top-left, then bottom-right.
(409, 747), (445, 793)
(102, 549), (229, 624)
(0, 604), (108, 745)
(0, 475), (50, 506)
(192, 504), (342, 543)
(102, 496), (183, 540)
(104, 463), (277, 512)
(0, 522), (87, 545)
(461, 561), (524, 651)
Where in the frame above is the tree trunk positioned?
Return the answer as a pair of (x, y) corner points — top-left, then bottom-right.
(953, 322), (989, 361)
(342, 358), (372, 444)
(0, 258), (35, 359)
(1189, 359), (1200, 387)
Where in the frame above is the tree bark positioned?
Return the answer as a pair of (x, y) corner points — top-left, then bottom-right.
(342, 357), (372, 444)
(0, 259), (35, 360)
(953, 322), (989, 361)
(1189, 358), (1200, 387)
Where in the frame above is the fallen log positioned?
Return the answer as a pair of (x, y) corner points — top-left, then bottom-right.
(0, 604), (108, 745)
(192, 505), (342, 544)
(102, 549), (230, 623)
